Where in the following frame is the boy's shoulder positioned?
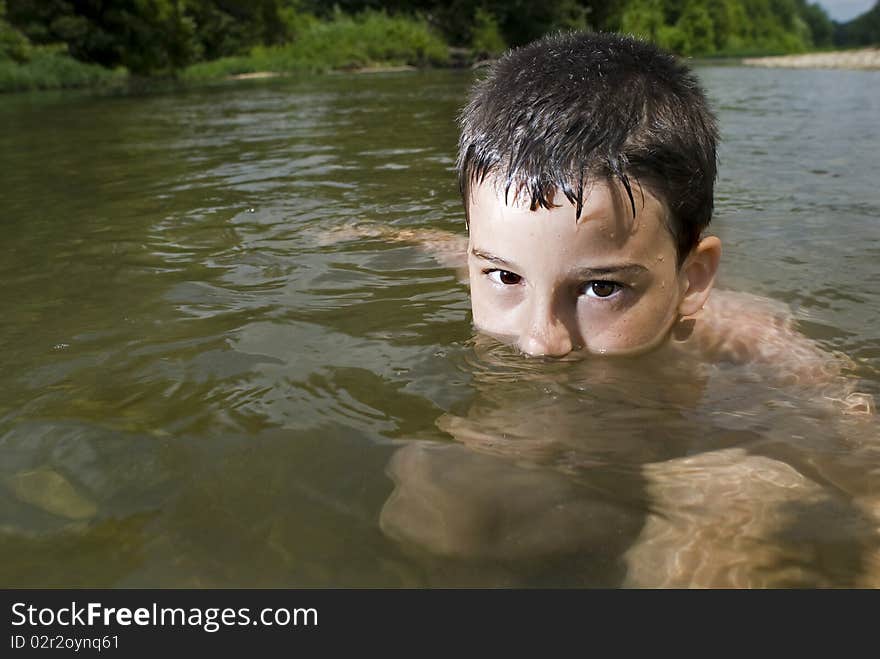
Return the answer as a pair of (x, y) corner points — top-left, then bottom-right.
(690, 289), (831, 369)
(687, 289), (873, 415)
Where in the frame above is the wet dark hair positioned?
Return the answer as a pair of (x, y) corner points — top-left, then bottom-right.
(457, 31), (718, 264)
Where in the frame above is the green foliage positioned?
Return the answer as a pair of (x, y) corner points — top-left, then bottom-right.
(0, 18), (30, 61)
(485, 0), (590, 46)
(277, 2), (320, 40)
(182, 10), (448, 80)
(707, 0), (748, 52)
(619, 0), (674, 43)
(676, 1), (715, 55)
(1, 0), (120, 90)
(6, 0), (200, 75)
(184, 0), (292, 61)
(381, 0), (590, 49)
(0, 46), (121, 91)
(799, 1), (833, 47)
(470, 8), (506, 58)
(0, 0), (860, 92)
(617, 0), (823, 55)
(1, 0), (29, 60)
(274, 9), (449, 69)
(620, 0), (664, 42)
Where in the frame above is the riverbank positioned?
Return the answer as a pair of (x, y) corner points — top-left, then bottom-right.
(742, 48), (880, 70)
(5, 38), (879, 94)
(180, 12), (448, 83)
(0, 11), (449, 93)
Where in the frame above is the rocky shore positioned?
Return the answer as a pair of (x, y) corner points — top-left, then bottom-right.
(743, 48), (880, 70)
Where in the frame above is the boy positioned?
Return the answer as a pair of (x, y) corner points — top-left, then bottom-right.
(331, 32), (876, 585)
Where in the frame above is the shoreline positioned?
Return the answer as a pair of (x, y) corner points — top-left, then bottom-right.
(742, 48), (880, 70)
(7, 47), (880, 95)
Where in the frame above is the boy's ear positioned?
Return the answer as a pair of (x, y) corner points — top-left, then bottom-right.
(677, 236), (722, 317)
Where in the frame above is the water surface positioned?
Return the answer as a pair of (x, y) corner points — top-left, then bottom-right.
(1, 67), (878, 587)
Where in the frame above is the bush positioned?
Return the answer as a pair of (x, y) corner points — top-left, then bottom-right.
(0, 46), (122, 92)
(618, 0), (817, 56)
(470, 8), (506, 59)
(676, 2), (716, 55)
(183, 10), (448, 81)
(0, 18), (30, 61)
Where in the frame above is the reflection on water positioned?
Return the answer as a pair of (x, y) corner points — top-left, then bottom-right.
(0, 68), (878, 586)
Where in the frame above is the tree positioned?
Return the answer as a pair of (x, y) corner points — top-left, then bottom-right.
(834, 1), (880, 46)
(707, 0), (748, 52)
(676, 0), (716, 55)
(184, 0), (290, 61)
(620, 0), (666, 43)
(470, 7), (505, 57)
(1, 0), (32, 61)
(798, 1), (832, 47)
(6, 0), (199, 74)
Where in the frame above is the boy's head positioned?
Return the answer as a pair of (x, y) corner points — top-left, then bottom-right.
(457, 31), (722, 358)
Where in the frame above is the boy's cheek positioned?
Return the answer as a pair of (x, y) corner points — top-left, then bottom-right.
(469, 289), (516, 337)
(580, 323), (665, 356)
(580, 296), (681, 355)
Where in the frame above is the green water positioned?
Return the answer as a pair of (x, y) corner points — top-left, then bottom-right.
(1, 68), (878, 587)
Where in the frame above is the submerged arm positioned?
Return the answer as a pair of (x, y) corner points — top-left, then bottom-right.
(313, 222), (468, 279)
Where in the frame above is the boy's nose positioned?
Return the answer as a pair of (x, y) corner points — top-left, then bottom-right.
(519, 303), (576, 358)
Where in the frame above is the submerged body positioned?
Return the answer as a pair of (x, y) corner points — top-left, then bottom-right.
(327, 206), (876, 586)
(325, 33), (878, 585)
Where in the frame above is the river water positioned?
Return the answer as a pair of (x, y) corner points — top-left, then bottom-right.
(1, 66), (878, 587)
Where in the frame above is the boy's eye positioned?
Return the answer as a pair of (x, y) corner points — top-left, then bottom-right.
(583, 280), (621, 299)
(486, 269), (522, 286)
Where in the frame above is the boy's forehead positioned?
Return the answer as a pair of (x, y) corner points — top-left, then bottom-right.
(468, 176), (663, 234)
(466, 175), (677, 267)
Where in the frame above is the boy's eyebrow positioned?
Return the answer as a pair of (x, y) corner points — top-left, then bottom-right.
(571, 264), (649, 278)
(470, 248), (519, 270)
(470, 247), (649, 277)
